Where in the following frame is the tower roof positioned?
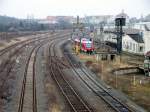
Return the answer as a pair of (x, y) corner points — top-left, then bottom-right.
(116, 10), (129, 18)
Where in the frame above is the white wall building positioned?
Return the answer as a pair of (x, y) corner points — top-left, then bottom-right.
(133, 22), (150, 54)
(143, 31), (150, 54)
(122, 34), (144, 54)
(102, 31), (145, 55)
(103, 33), (117, 43)
(85, 15), (113, 24)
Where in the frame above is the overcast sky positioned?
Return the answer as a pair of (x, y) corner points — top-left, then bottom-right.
(0, 0), (150, 19)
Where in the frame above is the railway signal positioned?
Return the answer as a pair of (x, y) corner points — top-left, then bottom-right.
(73, 16), (85, 53)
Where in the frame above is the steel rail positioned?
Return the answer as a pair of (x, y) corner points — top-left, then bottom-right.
(47, 38), (94, 112)
(63, 42), (134, 112)
(18, 33), (70, 112)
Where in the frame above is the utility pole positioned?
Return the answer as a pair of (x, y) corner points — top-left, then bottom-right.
(73, 16), (83, 53)
(100, 22), (104, 42)
(77, 16), (84, 52)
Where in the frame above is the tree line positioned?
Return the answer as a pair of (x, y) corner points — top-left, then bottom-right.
(0, 15), (73, 32)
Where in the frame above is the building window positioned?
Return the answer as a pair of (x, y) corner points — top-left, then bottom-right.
(133, 43), (135, 51)
(130, 42), (132, 50)
(139, 46), (143, 52)
(126, 42), (129, 50)
(136, 44), (138, 52)
(123, 42), (125, 48)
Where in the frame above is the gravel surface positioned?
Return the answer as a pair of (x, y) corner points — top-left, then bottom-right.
(4, 46), (34, 112)
(62, 41), (147, 112)
(0, 31), (73, 112)
(35, 45), (49, 112)
(44, 42), (72, 112)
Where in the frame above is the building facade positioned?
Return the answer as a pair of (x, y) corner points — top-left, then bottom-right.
(122, 34), (144, 54)
(133, 22), (150, 54)
(101, 30), (145, 55)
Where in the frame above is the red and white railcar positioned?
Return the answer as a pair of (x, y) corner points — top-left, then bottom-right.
(74, 37), (94, 53)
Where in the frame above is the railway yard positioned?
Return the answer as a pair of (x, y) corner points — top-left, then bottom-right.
(0, 30), (149, 112)
(77, 48), (150, 112)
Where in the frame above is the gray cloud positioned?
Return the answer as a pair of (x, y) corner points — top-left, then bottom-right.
(0, 0), (149, 18)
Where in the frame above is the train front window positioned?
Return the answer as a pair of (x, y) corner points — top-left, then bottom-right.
(86, 43), (92, 48)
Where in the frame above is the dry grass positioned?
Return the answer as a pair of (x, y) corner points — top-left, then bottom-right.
(45, 77), (65, 112)
(51, 104), (61, 112)
(0, 42), (5, 47)
(78, 53), (150, 111)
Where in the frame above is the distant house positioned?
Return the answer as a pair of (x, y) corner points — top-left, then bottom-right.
(122, 34), (144, 54)
(103, 28), (145, 55)
(143, 30), (150, 54)
(133, 22), (150, 54)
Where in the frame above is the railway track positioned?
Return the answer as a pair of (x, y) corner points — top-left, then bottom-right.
(18, 43), (47, 112)
(17, 33), (70, 112)
(0, 32), (53, 57)
(0, 34), (59, 98)
(0, 31), (68, 55)
(47, 39), (95, 112)
(17, 39), (53, 112)
(0, 32), (69, 86)
(0, 33), (52, 81)
(18, 45), (37, 112)
(0, 32), (134, 112)
(63, 42), (134, 112)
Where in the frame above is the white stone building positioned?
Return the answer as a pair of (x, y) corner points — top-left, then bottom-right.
(122, 34), (144, 54)
(143, 30), (150, 54)
(133, 22), (150, 54)
(102, 30), (145, 55)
